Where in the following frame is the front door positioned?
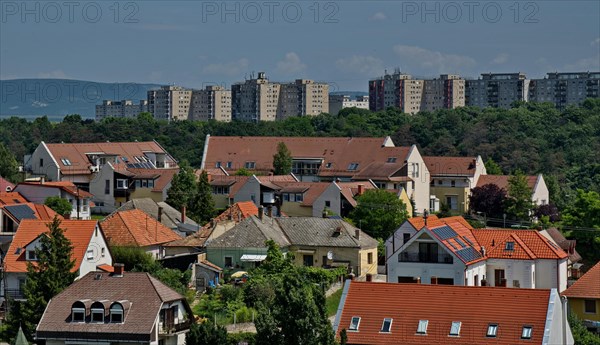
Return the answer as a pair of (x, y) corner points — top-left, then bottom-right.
(303, 255), (314, 267)
(494, 269), (505, 286)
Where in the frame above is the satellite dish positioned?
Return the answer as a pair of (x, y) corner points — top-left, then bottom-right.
(327, 251), (333, 260)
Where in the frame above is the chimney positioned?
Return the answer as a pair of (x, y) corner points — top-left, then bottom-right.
(357, 184), (364, 196)
(158, 206), (163, 222)
(354, 229), (360, 240)
(181, 206), (186, 223)
(480, 246), (487, 257)
(258, 206), (264, 221)
(431, 276), (438, 285)
(423, 209), (429, 226)
(267, 205), (273, 217)
(113, 263), (124, 277)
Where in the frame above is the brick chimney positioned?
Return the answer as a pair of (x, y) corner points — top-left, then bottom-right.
(357, 184), (364, 196)
(158, 206), (163, 222)
(354, 229), (360, 240)
(258, 205), (264, 221)
(113, 263), (124, 277)
(181, 206), (186, 223)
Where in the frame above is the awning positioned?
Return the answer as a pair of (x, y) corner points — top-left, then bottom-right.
(240, 254), (267, 262)
(296, 249), (316, 254)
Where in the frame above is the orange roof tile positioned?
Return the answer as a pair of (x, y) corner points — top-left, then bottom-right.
(336, 281), (552, 345)
(0, 192), (28, 205)
(17, 181), (94, 198)
(407, 214), (442, 230)
(96, 264), (115, 273)
(0, 176), (15, 192)
(563, 261), (600, 299)
(476, 175), (539, 191)
(423, 156), (478, 176)
(100, 209), (182, 247)
(1, 203), (61, 222)
(473, 229), (567, 260)
(5, 219), (98, 273)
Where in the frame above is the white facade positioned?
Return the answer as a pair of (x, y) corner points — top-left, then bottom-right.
(28, 142), (61, 182)
(13, 184), (91, 220)
(532, 174), (550, 206)
(89, 163), (116, 214)
(406, 145), (430, 214)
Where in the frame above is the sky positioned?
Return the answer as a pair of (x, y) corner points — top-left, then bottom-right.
(1, 0), (599, 91)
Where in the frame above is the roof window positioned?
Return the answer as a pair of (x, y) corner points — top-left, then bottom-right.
(349, 316), (361, 331)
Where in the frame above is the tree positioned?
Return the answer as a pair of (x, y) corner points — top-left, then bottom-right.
(484, 158), (502, 175)
(44, 196), (73, 216)
(505, 171), (534, 221)
(0, 142), (20, 183)
(2, 217), (77, 340)
(185, 321), (229, 345)
(568, 313), (600, 345)
(234, 168), (252, 176)
(166, 161), (197, 211)
(469, 183), (507, 219)
(272, 142), (292, 175)
(534, 203), (560, 224)
(562, 189), (600, 264)
(348, 189), (408, 240)
(189, 170), (216, 224)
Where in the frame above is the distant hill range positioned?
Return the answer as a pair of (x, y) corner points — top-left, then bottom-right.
(0, 79), (163, 120)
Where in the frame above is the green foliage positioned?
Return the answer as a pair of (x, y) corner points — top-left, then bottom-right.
(562, 189), (600, 264)
(44, 196), (73, 216)
(272, 142), (292, 175)
(349, 189), (408, 240)
(0, 141), (20, 183)
(326, 288), (343, 317)
(234, 168), (252, 176)
(469, 183), (508, 219)
(484, 158), (503, 175)
(568, 313), (600, 345)
(186, 321), (229, 345)
(506, 170), (534, 221)
(227, 332), (256, 345)
(340, 329), (348, 345)
(166, 161), (196, 211)
(189, 170), (216, 223)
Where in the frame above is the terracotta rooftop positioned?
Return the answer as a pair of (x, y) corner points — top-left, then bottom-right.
(335, 281), (553, 345)
(562, 261), (600, 299)
(0, 203), (60, 224)
(209, 175), (250, 197)
(541, 228), (582, 263)
(476, 174), (539, 191)
(423, 156), (479, 176)
(425, 218), (484, 265)
(100, 209), (182, 247)
(5, 219), (98, 273)
(274, 181), (330, 206)
(337, 181), (377, 207)
(407, 214), (442, 230)
(473, 229), (568, 260)
(0, 192), (28, 205)
(0, 176), (15, 192)
(17, 181), (94, 198)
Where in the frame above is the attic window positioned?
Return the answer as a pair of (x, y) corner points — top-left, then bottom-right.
(521, 326), (533, 339)
(417, 320), (428, 334)
(90, 302), (105, 323)
(347, 163), (359, 171)
(487, 324), (498, 337)
(61, 158), (72, 166)
(505, 242), (515, 251)
(380, 318), (393, 333)
(245, 161), (256, 169)
(226, 161), (233, 169)
(325, 163), (332, 168)
(387, 157), (397, 163)
(449, 321), (461, 336)
(349, 316), (361, 331)
(215, 162), (222, 168)
(27, 250), (38, 261)
(110, 302), (124, 323)
(71, 301), (86, 322)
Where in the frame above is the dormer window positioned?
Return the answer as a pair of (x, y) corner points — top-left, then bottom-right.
(380, 318), (393, 333)
(417, 320), (428, 334)
(521, 326), (532, 339)
(325, 162), (332, 169)
(347, 163), (359, 171)
(110, 302), (124, 323)
(349, 316), (361, 331)
(487, 324), (498, 337)
(449, 321), (461, 336)
(245, 161), (256, 169)
(71, 301), (86, 322)
(90, 302), (105, 323)
(387, 157), (397, 163)
(505, 242), (515, 251)
(27, 250), (38, 261)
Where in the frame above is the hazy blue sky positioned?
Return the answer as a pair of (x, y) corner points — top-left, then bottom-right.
(1, 0), (599, 91)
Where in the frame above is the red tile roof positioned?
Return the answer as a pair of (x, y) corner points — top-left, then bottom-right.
(5, 219), (98, 273)
(0, 192), (28, 205)
(0, 176), (15, 192)
(423, 156), (478, 176)
(17, 181), (94, 198)
(407, 214), (442, 230)
(336, 281), (552, 345)
(337, 181), (377, 207)
(127, 168), (179, 192)
(427, 218), (484, 265)
(563, 261), (600, 299)
(96, 264), (115, 273)
(476, 175), (539, 191)
(473, 229), (568, 260)
(0, 203), (61, 222)
(100, 209), (182, 247)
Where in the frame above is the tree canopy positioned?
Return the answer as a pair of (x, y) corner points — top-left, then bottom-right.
(44, 196), (73, 216)
(348, 189), (409, 241)
(166, 161), (196, 211)
(0, 141), (20, 183)
(272, 142), (292, 175)
(469, 183), (507, 219)
(505, 170), (534, 221)
(189, 170), (216, 224)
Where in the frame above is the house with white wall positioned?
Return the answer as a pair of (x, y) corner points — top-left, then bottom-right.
(476, 173), (549, 206)
(14, 181), (93, 219)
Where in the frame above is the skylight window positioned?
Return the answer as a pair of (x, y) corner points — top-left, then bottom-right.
(521, 326), (532, 339)
(505, 242), (515, 251)
(487, 324), (498, 337)
(417, 320), (428, 334)
(387, 157), (397, 163)
(325, 162), (332, 168)
(347, 163), (359, 171)
(449, 321), (461, 336)
(349, 316), (361, 331)
(380, 318), (393, 333)
(61, 158), (72, 166)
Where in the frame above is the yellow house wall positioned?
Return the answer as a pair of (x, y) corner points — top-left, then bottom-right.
(398, 189), (414, 217)
(289, 246), (377, 277)
(281, 203), (313, 217)
(430, 186), (470, 214)
(130, 189), (163, 202)
(568, 298), (600, 322)
(212, 195), (230, 209)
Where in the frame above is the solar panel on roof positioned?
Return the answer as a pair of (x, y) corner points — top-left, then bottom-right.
(5, 204), (36, 221)
(463, 236), (474, 246)
(447, 240), (458, 250)
(432, 225), (457, 240)
(455, 237), (466, 248)
(455, 247), (482, 263)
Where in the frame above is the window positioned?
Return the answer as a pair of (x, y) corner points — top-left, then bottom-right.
(226, 162), (233, 168)
(417, 320), (428, 334)
(148, 179), (155, 188)
(380, 318), (393, 333)
(245, 161), (256, 169)
(142, 180), (148, 188)
(27, 250), (37, 261)
(446, 196), (458, 210)
(349, 316), (361, 331)
(135, 180), (141, 188)
(325, 201), (331, 207)
(325, 162), (332, 168)
(521, 326), (533, 339)
(487, 324), (498, 337)
(116, 179), (128, 189)
(295, 193), (304, 202)
(87, 249), (94, 260)
(105, 180), (110, 194)
(71, 301), (86, 322)
(215, 162), (222, 168)
(585, 299), (597, 314)
(403, 233), (410, 244)
(61, 158), (72, 166)
(347, 163), (359, 171)
(451, 180), (456, 187)
(90, 302), (105, 323)
(505, 241), (515, 251)
(110, 302), (124, 323)
(101, 247), (105, 257)
(368, 252), (373, 264)
(224, 256), (233, 268)
(449, 321), (461, 336)
(40, 158), (44, 167)
(387, 157), (397, 163)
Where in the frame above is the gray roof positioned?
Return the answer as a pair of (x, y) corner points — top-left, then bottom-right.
(207, 216), (377, 249)
(36, 271), (192, 342)
(4, 204), (36, 222)
(115, 198), (197, 229)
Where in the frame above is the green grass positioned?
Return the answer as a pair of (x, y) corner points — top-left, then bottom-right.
(326, 288), (343, 317)
(91, 214), (107, 220)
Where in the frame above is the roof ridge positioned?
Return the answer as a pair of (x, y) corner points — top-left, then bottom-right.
(511, 233), (537, 259)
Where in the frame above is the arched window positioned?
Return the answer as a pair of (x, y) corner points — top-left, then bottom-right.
(71, 301), (85, 322)
(110, 302), (124, 323)
(90, 302), (105, 323)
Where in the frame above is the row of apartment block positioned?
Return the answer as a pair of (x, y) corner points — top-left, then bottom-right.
(369, 71), (600, 113)
(95, 100), (149, 120)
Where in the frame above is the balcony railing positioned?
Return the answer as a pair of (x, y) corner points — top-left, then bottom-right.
(398, 252), (453, 264)
(159, 320), (192, 335)
(4, 289), (25, 300)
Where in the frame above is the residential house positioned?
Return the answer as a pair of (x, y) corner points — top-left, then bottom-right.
(476, 173), (549, 206)
(0, 203), (60, 254)
(99, 209), (182, 259)
(313, 181), (382, 218)
(36, 268), (194, 345)
(115, 198), (198, 234)
(209, 175), (250, 209)
(206, 212), (378, 276)
(192, 253), (223, 291)
(26, 141), (178, 213)
(333, 281), (573, 345)
(200, 135), (431, 213)
(424, 155), (487, 214)
(540, 227), (583, 279)
(121, 168), (179, 203)
(562, 261), (600, 330)
(385, 214), (443, 263)
(3, 219), (112, 301)
(14, 181), (94, 219)
(232, 174), (298, 211)
(0, 176), (14, 192)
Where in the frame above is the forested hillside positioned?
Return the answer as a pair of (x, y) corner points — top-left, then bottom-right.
(1, 99), (599, 209)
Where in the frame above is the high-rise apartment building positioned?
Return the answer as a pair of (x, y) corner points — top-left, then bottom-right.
(95, 100), (148, 120)
(232, 72), (329, 122)
(465, 73), (530, 109)
(329, 95), (369, 115)
(529, 72), (600, 109)
(369, 72), (465, 114)
(189, 86), (232, 122)
(147, 86), (192, 121)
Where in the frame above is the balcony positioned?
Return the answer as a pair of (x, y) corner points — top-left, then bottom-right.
(4, 289), (25, 300)
(398, 252), (453, 264)
(159, 319), (192, 335)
